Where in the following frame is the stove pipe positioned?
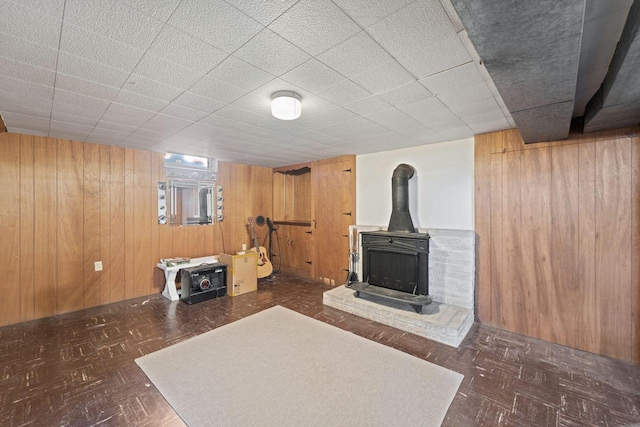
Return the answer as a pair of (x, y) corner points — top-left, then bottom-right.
(388, 164), (416, 233)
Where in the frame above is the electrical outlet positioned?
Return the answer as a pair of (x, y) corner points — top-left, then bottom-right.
(94, 261), (103, 272)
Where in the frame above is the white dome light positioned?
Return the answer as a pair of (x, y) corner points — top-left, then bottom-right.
(271, 91), (302, 120)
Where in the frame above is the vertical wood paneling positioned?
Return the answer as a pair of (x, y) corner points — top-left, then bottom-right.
(109, 146), (125, 303)
(578, 141), (597, 352)
(632, 136), (640, 362)
(550, 145), (583, 346)
(172, 227), (189, 256)
(489, 154), (503, 327)
(57, 139), (84, 314)
(595, 138), (632, 360)
(474, 135), (492, 322)
(0, 134), (21, 326)
(502, 151), (525, 333)
(99, 145), (111, 304)
(123, 148), (135, 300)
(83, 143), (101, 308)
(476, 128), (640, 363)
(20, 134), (35, 322)
(34, 136), (57, 318)
(520, 147), (551, 340)
(132, 149), (151, 298)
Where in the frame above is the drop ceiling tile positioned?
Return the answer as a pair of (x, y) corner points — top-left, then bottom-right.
(437, 125), (474, 141)
(317, 31), (392, 78)
(51, 111), (99, 127)
(168, 0), (264, 52)
(268, 0), (361, 56)
(437, 82), (493, 108)
(94, 119), (139, 133)
(56, 52), (130, 88)
(17, 0), (65, 19)
(87, 133), (127, 145)
(55, 73), (120, 101)
(7, 127), (48, 137)
(130, 127), (173, 141)
(469, 118), (511, 134)
(101, 102), (156, 127)
(52, 98), (109, 120)
(320, 116), (388, 139)
(65, 0), (163, 49)
(350, 59), (414, 94)
(426, 117), (466, 131)
(343, 96), (391, 116)
(317, 79), (371, 105)
(207, 56), (274, 92)
(160, 103), (207, 122)
(49, 119), (94, 135)
(112, 89), (168, 112)
(397, 96), (449, 123)
(234, 29), (310, 76)
(0, 32), (58, 70)
(367, 0), (470, 79)
(189, 74), (248, 104)
(0, 0), (61, 49)
(60, 23), (145, 72)
(419, 62), (483, 95)
(294, 107), (357, 131)
(0, 57), (55, 86)
(123, 74), (184, 102)
(53, 88), (111, 113)
(177, 122), (219, 139)
(448, 97), (500, 117)
(1, 112), (50, 132)
(295, 131), (345, 145)
(141, 113), (193, 133)
(419, 108), (459, 126)
(365, 107), (423, 132)
(249, 78), (337, 118)
(48, 130), (88, 140)
(397, 125), (440, 141)
(460, 108), (507, 126)
(224, 0), (298, 26)
(119, 0), (182, 21)
(147, 26), (228, 74)
(280, 59), (346, 93)
(0, 75), (54, 101)
(133, 53), (204, 89)
(332, 0), (414, 28)
(439, 0), (465, 32)
(378, 82), (433, 107)
(89, 125), (132, 139)
(1, 102), (52, 119)
(172, 91), (225, 114)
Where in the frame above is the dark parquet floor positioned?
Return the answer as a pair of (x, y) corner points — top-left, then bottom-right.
(1, 273), (639, 426)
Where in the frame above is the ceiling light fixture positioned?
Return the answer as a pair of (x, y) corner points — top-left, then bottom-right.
(271, 91), (302, 120)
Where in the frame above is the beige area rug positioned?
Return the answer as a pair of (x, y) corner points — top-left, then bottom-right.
(136, 306), (463, 427)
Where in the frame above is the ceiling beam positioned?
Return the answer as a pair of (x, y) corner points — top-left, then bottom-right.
(451, 0), (585, 142)
(583, 0), (640, 133)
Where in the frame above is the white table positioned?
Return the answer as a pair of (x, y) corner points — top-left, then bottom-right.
(158, 255), (219, 301)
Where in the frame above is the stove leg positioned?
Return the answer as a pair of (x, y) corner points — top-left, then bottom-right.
(410, 304), (422, 314)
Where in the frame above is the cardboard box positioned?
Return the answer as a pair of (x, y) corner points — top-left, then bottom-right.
(217, 253), (258, 297)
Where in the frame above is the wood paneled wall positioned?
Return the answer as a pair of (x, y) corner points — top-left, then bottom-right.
(0, 133), (272, 327)
(475, 127), (640, 363)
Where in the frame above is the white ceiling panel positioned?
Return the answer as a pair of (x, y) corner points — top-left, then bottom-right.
(448, 97), (501, 117)
(460, 108), (507, 126)
(168, 0), (264, 52)
(16, 0), (65, 19)
(1, 75), (54, 101)
(48, 130), (88, 140)
(172, 91), (225, 114)
(367, 0), (471, 79)
(343, 96), (391, 116)
(350, 59), (414, 95)
(53, 89), (111, 114)
(112, 89), (168, 112)
(55, 73), (120, 101)
(206, 55), (274, 92)
(7, 127), (48, 136)
(119, 0), (182, 21)
(123, 74), (184, 102)
(0, 32), (58, 70)
(101, 102), (156, 127)
(366, 108), (424, 132)
(420, 61), (484, 95)
(293, 107), (358, 131)
(397, 96), (449, 124)
(234, 29), (310, 76)
(51, 111), (99, 127)
(0, 56), (55, 86)
(49, 119), (94, 135)
(317, 79), (371, 105)
(89, 125), (132, 139)
(65, 0), (163, 50)
(437, 82), (494, 108)
(56, 52), (130, 88)
(52, 98), (109, 120)
(188, 73), (248, 104)
(436, 125), (474, 141)
(378, 82), (433, 107)
(86, 133), (127, 145)
(280, 59), (346, 93)
(224, 0), (298, 26)
(1, 102), (51, 119)
(0, 0), (61, 49)
(333, 0), (415, 28)
(249, 78), (337, 118)
(133, 53), (204, 89)
(159, 103), (208, 122)
(469, 118), (511, 134)
(94, 119), (138, 134)
(269, 0), (361, 56)
(147, 25), (228, 74)
(1, 112), (50, 132)
(59, 23), (145, 72)
(317, 31), (393, 78)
